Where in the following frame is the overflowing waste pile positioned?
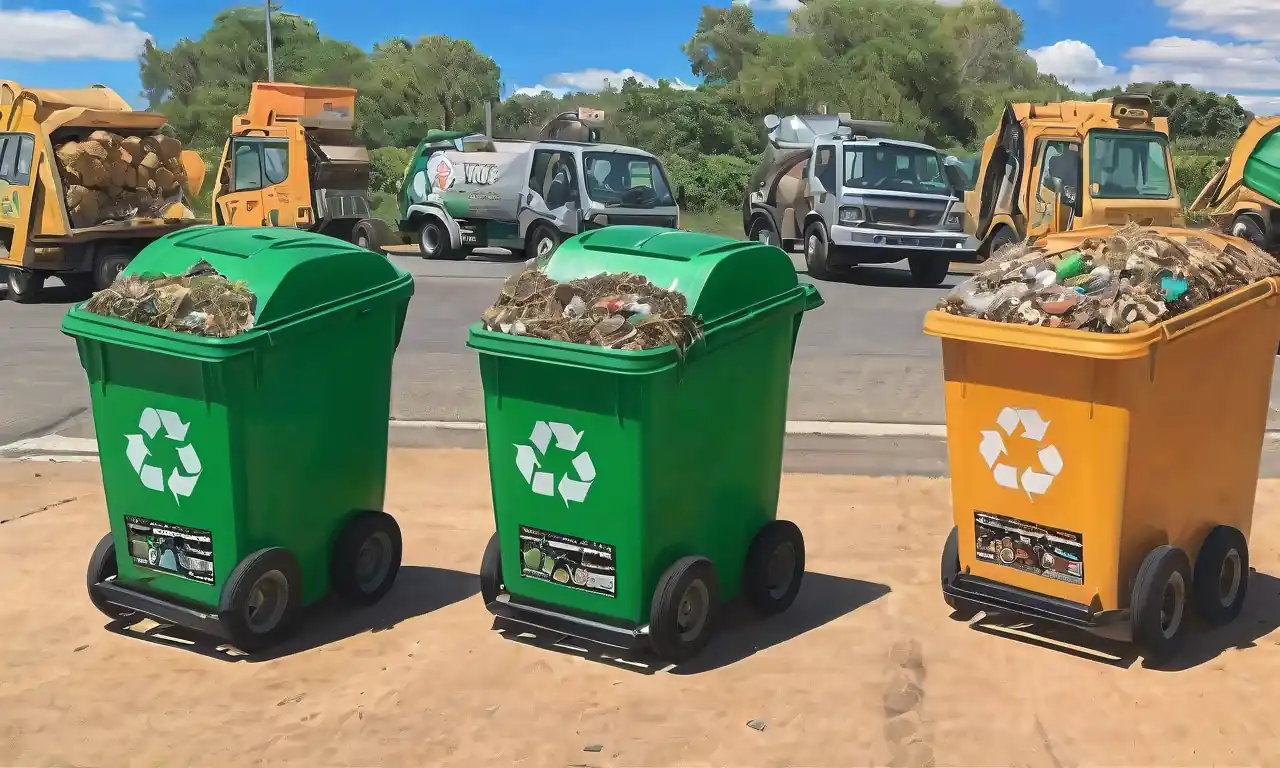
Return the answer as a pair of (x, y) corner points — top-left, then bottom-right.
(481, 267), (704, 354)
(936, 224), (1280, 332)
(85, 261), (256, 338)
(55, 131), (189, 228)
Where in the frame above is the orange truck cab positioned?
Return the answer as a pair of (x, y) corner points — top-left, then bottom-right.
(1189, 116), (1280, 251)
(965, 94), (1183, 259)
(211, 82), (372, 244)
(0, 80), (206, 303)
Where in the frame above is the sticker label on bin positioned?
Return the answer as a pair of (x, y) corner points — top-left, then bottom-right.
(974, 510), (1083, 585)
(124, 516), (215, 584)
(518, 525), (616, 597)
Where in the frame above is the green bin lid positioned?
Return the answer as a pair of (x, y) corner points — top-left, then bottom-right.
(94, 225), (409, 331)
(543, 226), (803, 327)
(1244, 127), (1280, 207)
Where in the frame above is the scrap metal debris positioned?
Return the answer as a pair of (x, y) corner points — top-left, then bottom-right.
(85, 260), (256, 337)
(936, 224), (1280, 332)
(481, 267), (704, 354)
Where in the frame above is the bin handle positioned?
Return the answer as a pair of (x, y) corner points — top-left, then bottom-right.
(1160, 278), (1278, 344)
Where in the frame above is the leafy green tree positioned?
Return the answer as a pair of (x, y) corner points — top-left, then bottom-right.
(682, 4), (763, 85)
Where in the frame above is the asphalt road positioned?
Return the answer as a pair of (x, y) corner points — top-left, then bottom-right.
(6, 250), (1280, 474)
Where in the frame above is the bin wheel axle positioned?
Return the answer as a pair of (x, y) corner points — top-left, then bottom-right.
(219, 547), (303, 654)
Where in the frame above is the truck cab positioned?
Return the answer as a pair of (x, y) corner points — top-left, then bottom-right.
(212, 82), (372, 244)
(966, 94), (1182, 260)
(743, 112), (972, 285)
(1189, 116), (1280, 251)
(376, 108), (682, 260)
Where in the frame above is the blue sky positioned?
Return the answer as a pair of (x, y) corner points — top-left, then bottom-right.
(2, 0), (1278, 114)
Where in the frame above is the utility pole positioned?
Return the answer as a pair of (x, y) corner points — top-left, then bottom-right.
(264, 0), (275, 82)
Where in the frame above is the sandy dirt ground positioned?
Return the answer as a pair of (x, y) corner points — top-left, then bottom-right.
(4, 450), (1280, 767)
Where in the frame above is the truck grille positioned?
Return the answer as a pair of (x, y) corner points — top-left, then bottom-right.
(868, 205), (944, 228)
(606, 214), (678, 228)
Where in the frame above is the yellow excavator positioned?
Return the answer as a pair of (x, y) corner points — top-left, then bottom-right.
(1189, 116), (1280, 251)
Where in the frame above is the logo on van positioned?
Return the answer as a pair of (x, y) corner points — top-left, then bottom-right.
(464, 163), (500, 185)
(427, 153), (456, 191)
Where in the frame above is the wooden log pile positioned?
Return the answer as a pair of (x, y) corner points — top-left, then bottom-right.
(55, 131), (188, 228)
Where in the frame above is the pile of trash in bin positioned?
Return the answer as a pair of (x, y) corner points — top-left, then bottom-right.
(936, 224), (1280, 332)
(480, 267), (704, 354)
(85, 261), (256, 337)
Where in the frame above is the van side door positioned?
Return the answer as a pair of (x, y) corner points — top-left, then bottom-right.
(1027, 138), (1081, 239)
(0, 132), (36, 264)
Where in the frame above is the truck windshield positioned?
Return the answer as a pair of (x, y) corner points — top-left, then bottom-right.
(583, 153), (676, 208)
(845, 143), (949, 194)
(1087, 131), (1173, 199)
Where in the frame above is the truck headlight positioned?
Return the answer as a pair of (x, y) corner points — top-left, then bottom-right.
(944, 211), (964, 230)
(839, 206), (865, 225)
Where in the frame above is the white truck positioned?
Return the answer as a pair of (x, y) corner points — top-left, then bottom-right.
(365, 109), (684, 260)
(742, 113), (975, 285)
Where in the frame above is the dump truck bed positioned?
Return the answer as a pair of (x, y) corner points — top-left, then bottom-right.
(30, 217), (210, 244)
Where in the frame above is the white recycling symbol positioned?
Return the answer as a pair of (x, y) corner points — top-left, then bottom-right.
(979, 407), (1063, 499)
(514, 421), (595, 505)
(125, 407), (202, 504)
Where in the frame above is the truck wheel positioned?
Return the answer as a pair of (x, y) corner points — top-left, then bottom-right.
(941, 526), (977, 618)
(353, 221), (380, 252)
(219, 547), (302, 653)
(330, 511), (403, 606)
(748, 216), (780, 248)
(527, 223), (561, 261)
(649, 556), (718, 664)
(803, 221), (833, 280)
(743, 520), (805, 616)
(6, 268), (44, 304)
(1131, 545), (1192, 663)
(1192, 525), (1249, 627)
(86, 533), (134, 621)
(479, 533), (503, 606)
(93, 253), (131, 291)
(1231, 215), (1267, 250)
(418, 219), (456, 260)
(908, 255), (950, 287)
(982, 226), (1018, 263)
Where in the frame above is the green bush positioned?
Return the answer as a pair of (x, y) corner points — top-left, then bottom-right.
(662, 153), (755, 213)
(369, 146), (414, 195)
(1172, 152), (1224, 204)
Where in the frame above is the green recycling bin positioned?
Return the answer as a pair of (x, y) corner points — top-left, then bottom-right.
(61, 226), (414, 653)
(468, 226), (823, 663)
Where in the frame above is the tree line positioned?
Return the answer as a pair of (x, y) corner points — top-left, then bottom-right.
(139, 1), (1252, 217)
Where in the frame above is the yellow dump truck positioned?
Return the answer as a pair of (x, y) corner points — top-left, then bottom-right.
(965, 94), (1183, 260)
(0, 81), (206, 303)
(210, 82), (373, 244)
(1189, 116), (1280, 251)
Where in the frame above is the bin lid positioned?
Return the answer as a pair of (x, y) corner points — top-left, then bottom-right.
(106, 225), (410, 331)
(543, 226), (804, 327)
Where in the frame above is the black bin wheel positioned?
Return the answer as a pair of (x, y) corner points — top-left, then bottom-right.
(941, 526), (978, 618)
(331, 511), (403, 606)
(1192, 525), (1249, 627)
(649, 556), (719, 663)
(86, 532), (134, 620)
(479, 532), (503, 606)
(743, 520), (806, 616)
(1131, 545), (1193, 662)
(219, 547), (303, 653)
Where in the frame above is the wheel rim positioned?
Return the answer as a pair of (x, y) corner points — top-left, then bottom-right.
(244, 569), (289, 634)
(8, 270), (27, 294)
(766, 542), (797, 600)
(356, 234), (370, 250)
(1218, 549), (1242, 607)
(355, 531), (394, 593)
(676, 579), (711, 643)
(806, 235), (818, 259)
(110, 261), (125, 280)
(422, 226), (440, 254)
(756, 227), (774, 246)
(1159, 570), (1187, 639)
(536, 236), (556, 257)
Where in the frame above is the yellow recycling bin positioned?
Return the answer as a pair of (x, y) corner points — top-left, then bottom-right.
(926, 237), (1280, 662)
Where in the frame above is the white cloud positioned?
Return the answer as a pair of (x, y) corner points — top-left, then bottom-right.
(513, 68), (696, 98)
(0, 2), (151, 62)
(732, 0), (806, 10)
(1029, 40), (1122, 91)
(1157, 0), (1278, 42)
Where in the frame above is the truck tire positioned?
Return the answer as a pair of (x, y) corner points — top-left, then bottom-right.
(353, 220), (381, 252)
(418, 218), (456, 260)
(803, 221), (833, 280)
(527, 223), (561, 261)
(908, 255), (950, 287)
(982, 226), (1018, 263)
(6, 268), (44, 304)
(1231, 215), (1268, 250)
(94, 252), (132, 291)
(748, 215), (780, 248)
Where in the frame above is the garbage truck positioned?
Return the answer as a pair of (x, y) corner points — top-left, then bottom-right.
(211, 82), (373, 244)
(965, 94), (1183, 260)
(0, 81), (206, 303)
(1189, 116), (1280, 251)
(356, 108), (684, 260)
(741, 112), (974, 285)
